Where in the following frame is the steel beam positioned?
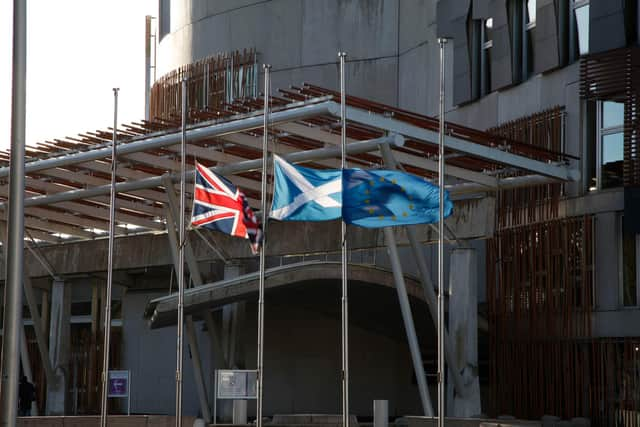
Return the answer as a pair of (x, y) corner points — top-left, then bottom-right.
(383, 227), (434, 416)
(23, 274), (55, 382)
(333, 102), (581, 182)
(164, 178), (219, 422)
(379, 143), (469, 398)
(0, 101), (335, 178)
(10, 135), (401, 209)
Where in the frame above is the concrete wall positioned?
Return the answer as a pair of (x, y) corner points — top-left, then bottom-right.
(122, 291), (212, 417)
(121, 284), (431, 417)
(156, 0), (440, 109)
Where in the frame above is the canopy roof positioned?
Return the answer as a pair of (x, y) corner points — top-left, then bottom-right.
(0, 84), (579, 244)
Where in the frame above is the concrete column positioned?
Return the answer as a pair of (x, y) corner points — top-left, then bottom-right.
(222, 262), (245, 369)
(219, 262), (245, 422)
(373, 400), (388, 427)
(446, 248), (481, 417)
(46, 279), (71, 415)
(232, 400), (248, 424)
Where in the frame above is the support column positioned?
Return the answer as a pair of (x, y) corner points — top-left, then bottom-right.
(446, 248), (481, 417)
(163, 205), (212, 422)
(46, 279), (71, 415)
(378, 142), (469, 399)
(222, 262), (245, 370)
(218, 263), (245, 422)
(23, 274), (54, 382)
(383, 228), (434, 416)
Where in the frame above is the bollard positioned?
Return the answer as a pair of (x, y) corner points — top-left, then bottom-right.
(374, 400), (388, 427)
(233, 399), (248, 424)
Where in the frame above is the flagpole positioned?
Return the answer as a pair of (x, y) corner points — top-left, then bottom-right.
(175, 76), (188, 427)
(338, 51), (349, 427)
(100, 87), (119, 427)
(0, 0), (26, 423)
(256, 64), (271, 427)
(437, 38), (448, 427)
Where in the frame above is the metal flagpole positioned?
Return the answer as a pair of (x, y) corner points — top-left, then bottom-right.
(175, 77), (188, 427)
(256, 64), (271, 427)
(338, 51), (349, 427)
(437, 38), (448, 427)
(100, 88), (119, 427)
(0, 0), (26, 424)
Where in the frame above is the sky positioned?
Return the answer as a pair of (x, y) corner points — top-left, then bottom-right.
(0, 0), (156, 150)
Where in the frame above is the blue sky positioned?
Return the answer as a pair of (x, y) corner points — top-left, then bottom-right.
(0, 0), (156, 150)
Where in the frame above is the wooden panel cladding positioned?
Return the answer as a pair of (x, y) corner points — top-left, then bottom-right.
(149, 49), (259, 122)
(487, 106), (566, 229)
(487, 216), (596, 421)
(580, 47), (640, 186)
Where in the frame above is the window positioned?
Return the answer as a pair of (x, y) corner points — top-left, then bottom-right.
(526, 0), (536, 29)
(159, 0), (171, 41)
(523, 0), (535, 78)
(597, 101), (625, 189)
(510, 0), (534, 83)
(573, 0), (589, 56)
(621, 222), (638, 307)
(481, 18), (493, 96)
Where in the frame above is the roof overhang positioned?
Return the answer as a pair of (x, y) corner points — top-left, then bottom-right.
(144, 260), (425, 329)
(0, 84), (580, 244)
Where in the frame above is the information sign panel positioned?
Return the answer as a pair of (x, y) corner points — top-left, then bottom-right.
(216, 369), (257, 399)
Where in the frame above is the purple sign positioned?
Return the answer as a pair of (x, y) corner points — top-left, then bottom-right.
(107, 370), (130, 397)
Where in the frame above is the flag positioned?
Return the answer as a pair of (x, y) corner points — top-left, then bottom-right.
(342, 168), (453, 228)
(269, 155), (342, 221)
(191, 162), (262, 253)
(269, 156), (453, 227)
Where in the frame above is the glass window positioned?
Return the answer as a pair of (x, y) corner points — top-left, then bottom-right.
(603, 101), (625, 128)
(593, 101), (625, 190)
(481, 18), (493, 96)
(574, 2), (589, 55)
(622, 232), (638, 307)
(159, 0), (171, 41)
(527, 0), (536, 28)
(601, 133), (624, 188)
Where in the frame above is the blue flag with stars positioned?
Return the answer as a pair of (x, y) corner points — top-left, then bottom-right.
(342, 168), (453, 228)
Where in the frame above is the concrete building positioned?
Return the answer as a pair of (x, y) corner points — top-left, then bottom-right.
(1, 1), (639, 426)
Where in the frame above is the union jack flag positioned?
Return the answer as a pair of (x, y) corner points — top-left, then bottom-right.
(191, 162), (262, 254)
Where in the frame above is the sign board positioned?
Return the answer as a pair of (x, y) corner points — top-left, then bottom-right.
(216, 369), (257, 399)
(108, 370), (130, 398)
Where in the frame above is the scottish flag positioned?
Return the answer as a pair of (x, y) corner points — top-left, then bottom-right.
(269, 156), (453, 227)
(342, 168), (452, 228)
(269, 155), (342, 221)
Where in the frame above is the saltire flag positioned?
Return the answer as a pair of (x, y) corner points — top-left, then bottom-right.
(269, 156), (452, 227)
(270, 155), (342, 221)
(191, 162), (262, 253)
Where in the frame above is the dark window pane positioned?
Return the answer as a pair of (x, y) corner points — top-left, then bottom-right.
(623, 233), (637, 306)
(601, 132), (624, 188)
(159, 0), (171, 41)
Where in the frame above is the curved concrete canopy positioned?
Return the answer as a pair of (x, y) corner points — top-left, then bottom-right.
(144, 260), (425, 329)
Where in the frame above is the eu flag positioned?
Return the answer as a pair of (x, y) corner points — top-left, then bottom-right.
(342, 168), (452, 228)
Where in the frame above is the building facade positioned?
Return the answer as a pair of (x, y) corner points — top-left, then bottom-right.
(151, 0), (640, 424)
(1, 1), (639, 425)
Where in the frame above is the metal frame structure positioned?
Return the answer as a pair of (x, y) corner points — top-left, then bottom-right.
(0, 85), (579, 246)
